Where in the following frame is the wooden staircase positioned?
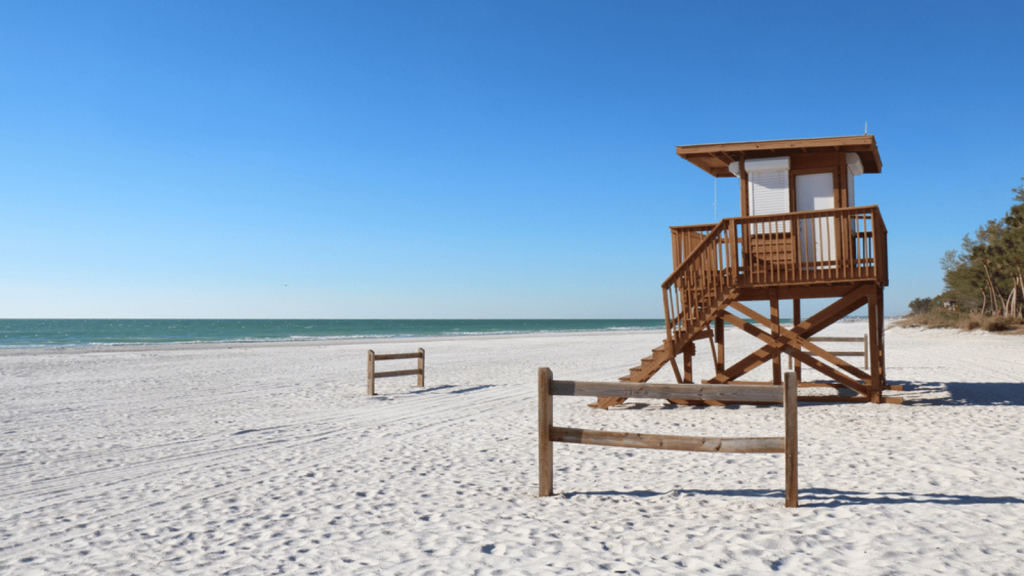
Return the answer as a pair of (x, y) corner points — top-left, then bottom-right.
(593, 285), (741, 409)
(621, 340), (675, 383)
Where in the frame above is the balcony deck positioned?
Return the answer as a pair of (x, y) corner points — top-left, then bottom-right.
(668, 205), (888, 298)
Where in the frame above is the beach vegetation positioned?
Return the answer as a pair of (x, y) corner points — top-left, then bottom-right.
(900, 177), (1024, 331)
(896, 308), (1024, 332)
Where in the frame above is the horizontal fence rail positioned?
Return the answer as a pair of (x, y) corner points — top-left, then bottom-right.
(789, 335), (868, 370)
(367, 348), (425, 396)
(538, 368), (799, 507)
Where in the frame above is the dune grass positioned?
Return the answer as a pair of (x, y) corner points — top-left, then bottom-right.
(896, 309), (1024, 333)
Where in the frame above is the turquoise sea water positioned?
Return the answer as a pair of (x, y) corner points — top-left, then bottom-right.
(0, 319), (668, 349)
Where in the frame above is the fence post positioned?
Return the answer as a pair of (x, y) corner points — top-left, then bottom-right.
(784, 371), (798, 508)
(538, 367), (553, 497)
(367, 350), (376, 396)
(417, 348), (425, 387)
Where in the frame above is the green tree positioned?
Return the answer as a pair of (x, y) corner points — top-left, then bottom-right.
(940, 178), (1024, 317)
(908, 297), (937, 315)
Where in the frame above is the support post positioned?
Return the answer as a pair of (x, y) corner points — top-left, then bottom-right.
(715, 317), (725, 376)
(367, 350), (376, 396)
(739, 158), (749, 217)
(793, 299), (802, 381)
(771, 293), (782, 386)
(867, 287), (882, 403)
(878, 288), (887, 386)
(784, 371), (798, 508)
(538, 367), (554, 497)
(417, 348), (425, 387)
(683, 343), (694, 383)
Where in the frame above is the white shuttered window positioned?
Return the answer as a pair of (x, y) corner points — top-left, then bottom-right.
(748, 169), (790, 233)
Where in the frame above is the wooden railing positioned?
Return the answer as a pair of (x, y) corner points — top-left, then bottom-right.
(663, 206), (887, 347)
(789, 335), (868, 370)
(662, 219), (737, 344)
(670, 223), (717, 268)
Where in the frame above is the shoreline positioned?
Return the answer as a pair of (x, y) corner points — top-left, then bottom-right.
(0, 314), (894, 355)
(0, 327), (666, 356)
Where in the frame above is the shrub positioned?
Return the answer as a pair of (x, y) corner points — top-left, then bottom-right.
(897, 309), (1024, 332)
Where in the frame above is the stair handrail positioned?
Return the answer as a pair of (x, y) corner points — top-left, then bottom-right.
(661, 218), (736, 350)
(661, 218), (731, 290)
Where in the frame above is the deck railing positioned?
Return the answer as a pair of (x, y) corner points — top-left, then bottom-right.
(663, 206), (887, 346)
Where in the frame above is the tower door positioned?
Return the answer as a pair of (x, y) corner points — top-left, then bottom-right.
(795, 172), (836, 263)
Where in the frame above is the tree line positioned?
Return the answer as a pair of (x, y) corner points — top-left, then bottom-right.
(911, 178), (1024, 317)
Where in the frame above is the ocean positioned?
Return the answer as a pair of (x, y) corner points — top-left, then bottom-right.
(0, 319), (667, 349)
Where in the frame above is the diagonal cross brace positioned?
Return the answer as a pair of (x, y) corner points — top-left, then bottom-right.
(729, 301), (872, 383)
(708, 285), (873, 386)
(719, 311), (870, 397)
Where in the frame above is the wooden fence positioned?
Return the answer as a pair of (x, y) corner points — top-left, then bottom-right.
(538, 369), (799, 507)
(789, 335), (867, 370)
(367, 348), (425, 396)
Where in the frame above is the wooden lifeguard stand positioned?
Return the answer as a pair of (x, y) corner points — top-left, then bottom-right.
(596, 135), (896, 408)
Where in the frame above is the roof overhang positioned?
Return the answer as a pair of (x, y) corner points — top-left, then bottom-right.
(676, 135), (882, 177)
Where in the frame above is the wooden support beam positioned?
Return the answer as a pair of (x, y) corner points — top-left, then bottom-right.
(867, 286), (882, 402)
(730, 301), (872, 383)
(878, 287), (887, 386)
(719, 310), (870, 397)
(739, 157), (749, 217)
(785, 371), (798, 508)
(771, 292), (782, 386)
(709, 285), (872, 384)
(793, 299), (802, 381)
(669, 357), (683, 384)
(737, 283), (866, 302)
(538, 368), (553, 497)
(715, 317), (725, 375)
(683, 346), (693, 383)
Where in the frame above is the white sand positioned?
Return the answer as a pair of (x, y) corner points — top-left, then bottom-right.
(2, 322), (1024, 575)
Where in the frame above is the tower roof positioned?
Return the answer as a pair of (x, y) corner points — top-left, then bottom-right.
(676, 135), (882, 177)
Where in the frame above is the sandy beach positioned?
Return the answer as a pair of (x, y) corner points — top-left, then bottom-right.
(2, 322), (1024, 575)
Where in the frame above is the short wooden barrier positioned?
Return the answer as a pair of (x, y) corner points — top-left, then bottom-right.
(538, 369), (799, 507)
(367, 348), (425, 396)
(789, 335), (868, 370)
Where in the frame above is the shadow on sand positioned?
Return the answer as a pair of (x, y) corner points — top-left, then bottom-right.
(562, 487), (1024, 507)
(893, 381), (1024, 406)
(404, 384), (498, 395)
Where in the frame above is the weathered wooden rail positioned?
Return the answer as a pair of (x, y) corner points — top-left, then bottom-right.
(367, 348), (425, 395)
(790, 335), (868, 371)
(538, 369), (799, 507)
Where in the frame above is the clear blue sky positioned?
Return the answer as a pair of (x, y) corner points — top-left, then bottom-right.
(2, 1), (1022, 319)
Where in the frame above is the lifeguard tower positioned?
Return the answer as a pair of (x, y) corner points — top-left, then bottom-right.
(596, 135), (896, 408)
